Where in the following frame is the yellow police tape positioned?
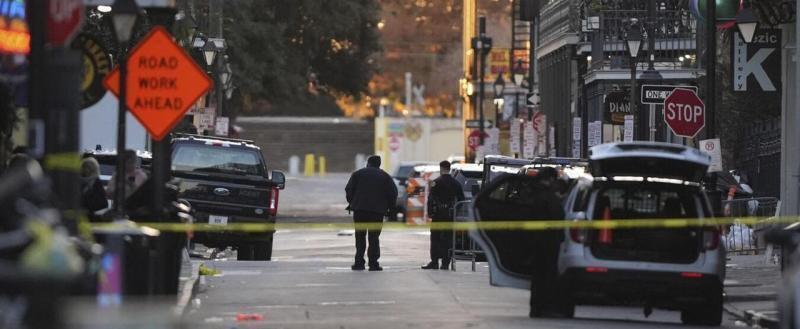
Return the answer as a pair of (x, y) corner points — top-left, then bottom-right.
(89, 216), (794, 233)
(44, 152), (82, 173)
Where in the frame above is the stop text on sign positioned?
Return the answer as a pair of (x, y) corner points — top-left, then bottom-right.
(662, 88), (705, 138)
(665, 103), (703, 123)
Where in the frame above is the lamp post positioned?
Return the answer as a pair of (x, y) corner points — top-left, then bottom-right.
(513, 59), (525, 119)
(111, 0), (139, 218)
(493, 73), (505, 126)
(735, 6), (759, 44)
(625, 21), (642, 141)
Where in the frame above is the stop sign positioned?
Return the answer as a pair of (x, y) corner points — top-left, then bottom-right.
(47, 0), (84, 46)
(663, 88), (705, 138)
(467, 130), (487, 151)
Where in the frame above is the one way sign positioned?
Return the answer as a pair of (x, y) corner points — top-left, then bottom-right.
(732, 29), (781, 93)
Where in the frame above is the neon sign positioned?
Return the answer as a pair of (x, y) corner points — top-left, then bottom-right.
(0, 0), (28, 54)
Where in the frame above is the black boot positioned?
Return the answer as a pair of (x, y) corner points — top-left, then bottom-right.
(421, 260), (439, 270)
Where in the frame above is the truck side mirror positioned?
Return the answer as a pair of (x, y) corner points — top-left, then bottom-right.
(271, 170), (286, 190)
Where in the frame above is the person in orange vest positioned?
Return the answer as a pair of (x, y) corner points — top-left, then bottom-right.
(422, 161), (464, 270)
(345, 155), (398, 271)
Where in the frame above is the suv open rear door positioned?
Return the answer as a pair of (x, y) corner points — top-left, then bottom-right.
(469, 174), (563, 289)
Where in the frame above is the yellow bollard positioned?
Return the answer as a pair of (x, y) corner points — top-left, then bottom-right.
(318, 156), (326, 177)
(304, 154), (315, 176)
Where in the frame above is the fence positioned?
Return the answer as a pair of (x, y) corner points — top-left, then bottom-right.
(722, 197), (780, 254)
(451, 201), (483, 271)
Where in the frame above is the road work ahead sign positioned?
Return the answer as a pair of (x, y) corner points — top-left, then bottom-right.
(732, 29), (781, 93)
(104, 26), (212, 140)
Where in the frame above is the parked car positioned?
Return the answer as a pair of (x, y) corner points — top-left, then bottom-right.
(450, 163), (483, 200)
(170, 134), (285, 261)
(481, 155), (534, 187)
(470, 142), (724, 326)
(84, 148), (153, 187)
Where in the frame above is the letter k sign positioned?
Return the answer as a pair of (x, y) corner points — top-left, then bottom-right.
(735, 48), (776, 92)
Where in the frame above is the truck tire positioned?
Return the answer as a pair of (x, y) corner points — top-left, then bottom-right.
(254, 239), (273, 261)
(236, 244), (254, 261)
(680, 282), (723, 326)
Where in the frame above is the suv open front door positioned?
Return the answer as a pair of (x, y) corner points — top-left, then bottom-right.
(469, 174), (564, 290)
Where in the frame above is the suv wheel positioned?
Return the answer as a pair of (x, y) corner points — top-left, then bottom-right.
(254, 240), (273, 261)
(236, 244), (254, 261)
(680, 282), (723, 326)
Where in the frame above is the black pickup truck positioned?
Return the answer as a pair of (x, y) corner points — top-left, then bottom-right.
(171, 134), (285, 261)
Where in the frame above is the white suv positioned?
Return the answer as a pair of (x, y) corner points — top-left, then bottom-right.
(470, 142), (725, 326)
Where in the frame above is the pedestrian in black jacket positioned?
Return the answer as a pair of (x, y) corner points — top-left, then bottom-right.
(422, 160), (465, 270)
(345, 155), (398, 271)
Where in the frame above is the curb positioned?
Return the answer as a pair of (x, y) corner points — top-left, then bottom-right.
(724, 304), (779, 329)
(174, 250), (201, 317)
(724, 293), (778, 303)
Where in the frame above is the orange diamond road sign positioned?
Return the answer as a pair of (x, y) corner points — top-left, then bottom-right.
(104, 26), (212, 141)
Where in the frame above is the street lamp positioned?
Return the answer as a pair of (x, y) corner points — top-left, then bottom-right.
(111, 0), (139, 218)
(203, 41), (217, 66)
(626, 22), (642, 141)
(493, 73), (505, 125)
(735, 7), (759, 44)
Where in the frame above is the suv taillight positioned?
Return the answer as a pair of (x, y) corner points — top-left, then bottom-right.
(269, 187), (279, 216)
(570, 227), (586, 243)
(703, 227), (720, 250)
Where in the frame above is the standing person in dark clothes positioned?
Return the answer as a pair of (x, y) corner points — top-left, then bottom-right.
(422, 160), (465, 270)
(528, 167), (569, 318)
(345, 155), (398, 271)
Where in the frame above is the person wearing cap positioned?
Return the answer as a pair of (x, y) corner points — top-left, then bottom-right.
(422, 160), (465, 270)
(345, 155), (398, 271)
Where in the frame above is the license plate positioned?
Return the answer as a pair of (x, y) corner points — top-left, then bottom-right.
(209, 215), (229, 225)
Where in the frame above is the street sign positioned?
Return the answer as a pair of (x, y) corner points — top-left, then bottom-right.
(467, 130), (487, 152)
(640, 85), (698, 105)
(47, 0), (84, 46)
(73, 34), (112, 109)
(526, 92), (538, 107)
(465, 119), (493, 129)
(663, 88), (705, 138)
(699, 138), (723, 172)
(104, 26), (213, 141)
(215, 116), (229, 136)
(623, 115), (634, 142)
(510, 119), (521, 154)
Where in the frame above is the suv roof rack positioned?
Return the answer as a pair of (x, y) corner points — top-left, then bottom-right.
(172, 133), (255, 145)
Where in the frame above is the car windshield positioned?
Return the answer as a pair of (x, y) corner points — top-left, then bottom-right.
(459, 170), (483, 179)
(395, 165), (415, 179)
(172, 144), (264, 176)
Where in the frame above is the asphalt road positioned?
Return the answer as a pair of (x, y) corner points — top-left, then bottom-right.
(184, 228), (743, 329)
(184, 174), (744, 328)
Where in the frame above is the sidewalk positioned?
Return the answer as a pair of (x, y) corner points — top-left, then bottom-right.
(724, 254), (781, 328)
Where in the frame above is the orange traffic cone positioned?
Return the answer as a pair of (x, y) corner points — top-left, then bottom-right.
(598, 207), (613, 244)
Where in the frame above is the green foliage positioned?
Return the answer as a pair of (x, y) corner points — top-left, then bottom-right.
(217, 0), (382, 115)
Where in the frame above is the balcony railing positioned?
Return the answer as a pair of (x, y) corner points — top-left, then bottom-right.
(583, 8), (699, 71)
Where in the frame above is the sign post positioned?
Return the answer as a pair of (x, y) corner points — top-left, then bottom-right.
(663, 88), (705, 138)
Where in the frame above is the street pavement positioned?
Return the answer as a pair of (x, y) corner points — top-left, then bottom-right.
(181, 173), (752, 328)
(184, 229), (745, 329)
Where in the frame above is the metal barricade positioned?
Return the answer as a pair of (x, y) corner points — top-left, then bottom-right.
(450, 200), (483, 271)
(721, 197), (780, 254)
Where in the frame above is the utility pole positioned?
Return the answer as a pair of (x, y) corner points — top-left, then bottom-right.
(473, 16), (492, 145)
(29, 1), (82, 234)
